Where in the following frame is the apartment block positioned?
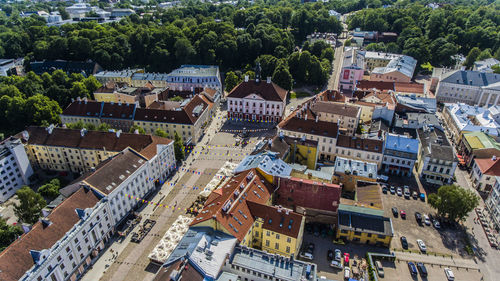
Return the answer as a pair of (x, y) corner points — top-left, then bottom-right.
(0, 137), (34, 202)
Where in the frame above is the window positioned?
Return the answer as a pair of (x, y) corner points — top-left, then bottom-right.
(354, 231), (361, 236)
(275, 243), (279, 250)
(60, 263), (65, 270)
(66, 247), (70, 253)
(286, 246), (290, 253)
(57, 256), (61, 262)
(265, 240), (270, 247)
(69, 254), (73, 260)
(287, 237), (291, 243)
(276, 234), (280, 239)
(266, 231), (270, 236)
(74, 238), (79, 244)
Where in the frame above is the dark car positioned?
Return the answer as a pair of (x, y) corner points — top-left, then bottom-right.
(417, 262), (428, 277)
(382, 186), (388, 194)
(327, 250), (334, 261)
(307, 242), (315, 253)
(392, 207), (398, 217)
(415, 212), (422, 223)
(408, 262), (418, 276)
(400, 236), (408, 249)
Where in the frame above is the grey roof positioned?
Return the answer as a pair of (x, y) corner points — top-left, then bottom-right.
(229, 246), (317, 281)
(441, 70), (500, 87)
(396, 95), (437, 113)
(417, 127), (455, 162)
(234, 152), (292, 177)
(372, 55), (417, 78)
(338, 204), (393, 236)
(474, 58), (500, 72)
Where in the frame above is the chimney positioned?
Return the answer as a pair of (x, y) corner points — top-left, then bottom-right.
(46, 124), (55, 135)
(304, 113), (307, 120)
(134, 129), (139, 134)
(315, 115), (318, 123)
(266, 77), (271, 83)
(492, 155), (497, 161)
(83, 97), (88, 104)
(41, 208), (51, 217)
(244, 75), (249, 82)
(80, 128), (87, 137)
(21, 130), (29, 141)
(116, 129), (122, 138)
(22, 223), (32, 234)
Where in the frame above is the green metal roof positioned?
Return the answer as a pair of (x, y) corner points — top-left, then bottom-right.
(338, 204), (384, 217)
(463, 131), (500, 150)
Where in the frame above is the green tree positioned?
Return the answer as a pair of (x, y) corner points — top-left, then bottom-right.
(154, 128), (168, 138)
(174, 131), (185, 161)
(344, 39), (351, 47)
(83, 76), (101, 96)
(0, 217), (23, 251)
(491, 64), (500, 74)
(169, 96), (184, 102)
(272, 62), (293, 91)
(38, 179), (61, 199)
(464, 47), (481, 69)
(477, 49), (493, 61)
(428, 185), (480, 222)
(129, 124), (146, 134)
(224, 71), (240, 92)
(96, 123), (112, 132)
(14, 186), (47, 224)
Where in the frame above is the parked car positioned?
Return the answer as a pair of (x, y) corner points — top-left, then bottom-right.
(433, 220), (441, 229)
(392, 207), (399, 217)
(408, 262), (418, 276)
(403, 186), (410, 199)
(334, 249), (342, 262)
(424, 214), (431, 226)
(415, 212), (422, 224)
(344, 253), (350, 265)
(375, 261), (385, 277)
(382, 185), (388, 194)
(390, 186), (396, 194)
(412, 191), (418, 199)
(327, 250), (334, 261)
(397, 187), (403, 196)
(444, 268), (455, 280)
(417, 262), (428, 277)
(400, 210), (406, 219)
(400, 236), (408, 249)
(417, 239), (427, 253)
(344, 267), (351, 280)
(420, 193), (426, 201)
(330, 260), (342, 269)
(301, 251), (314, 260)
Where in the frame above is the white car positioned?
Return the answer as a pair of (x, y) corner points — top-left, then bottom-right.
(330, 260), (342, 269)
(433, 220), (441, 229)
(417, 239), (427, 253)
(334, 249), (342, 262)
(424, 215), (431, 226)
(397, 187), (403, 196)
(344, 267), (351, 279)
(301, 251), (313, 260)
(444, 268), (455, 280)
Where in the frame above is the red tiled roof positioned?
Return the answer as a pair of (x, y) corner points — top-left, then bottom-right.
(394, 82), (424, 94)
(311, 101), (360, 118)
(336, 135), (384, 153)
(475, 158), (500, 176)
(316, 90), (347, 103)
(247, 201), (303, 238)
(18, 126), (172, 157)
(101, 102), (135, 120)
(62, 100), (102, 117)
(228, 80), (287, 102)
(0, 188), (100, 281)
(190, 169), (274, 241)
(356, 80), (394, 92)
(275, 177), (341, 213)
(278, 113), (339, 139)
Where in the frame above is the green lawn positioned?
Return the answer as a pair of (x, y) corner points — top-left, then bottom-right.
(290, 91), (311, 99)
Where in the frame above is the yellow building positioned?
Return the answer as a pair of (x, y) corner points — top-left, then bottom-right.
(190, 169), (305, 257)
(336, 204), (393, 247)
(18, 126), (171, 173)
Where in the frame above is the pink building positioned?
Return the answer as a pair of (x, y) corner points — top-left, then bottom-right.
(227, 77), (288, 123)
(339, 47), (365, 92)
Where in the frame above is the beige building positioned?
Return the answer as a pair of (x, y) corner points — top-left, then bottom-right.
(335, 134), (384, 168)
(94, 82), (166, 108)
(17, 126), (173, 174)
(364, 51), (402, 72)
(310, 102), (361, 136)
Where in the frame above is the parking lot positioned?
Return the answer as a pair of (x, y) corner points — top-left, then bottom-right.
(381, 186), (472, 257)
(381, 259), (482, 281)
(298, 232), (390, 280)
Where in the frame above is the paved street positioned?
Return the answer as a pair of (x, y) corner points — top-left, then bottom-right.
(326, 16), (347, 91)
(81, 107), (275, 281)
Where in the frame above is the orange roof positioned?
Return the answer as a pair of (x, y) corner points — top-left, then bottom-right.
(475, 158), (500, 176)
(394, 82), (424, 94)
(191, 169), (274, 241)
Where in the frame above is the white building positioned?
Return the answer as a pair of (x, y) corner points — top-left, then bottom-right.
(339, 47), (365, 92)
(0, 187), (113, 281)
(442, 103), (500, 142)
(370, 55), (417, 83)
(0, 137), (34, 202)
(65, 3), (94, 18)
(474, 58), (500, 73)
(435, 70), (500, 106)
(470, 156), (500, 192)
(227, 77), (288, 123)
(486, 177), (500, 232)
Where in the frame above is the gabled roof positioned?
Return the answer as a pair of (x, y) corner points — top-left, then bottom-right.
(62, 100), (103, 117)
(247, 202), (303, 238)
(0, 188), (100, 281)
(441, 70), (500, 86)
(356, 80), (394, 92)
(311, 101), (360, 118)
(227, 80), (287, 102)
(336, 135), (383, 153)
(384, 133), (419, 154)
(18, 126), (172, 159)
(190, 169), (274, 241)
(278, 110), (339, 139)
(82, 149), (148, 195)
(475, 157), (500, 176)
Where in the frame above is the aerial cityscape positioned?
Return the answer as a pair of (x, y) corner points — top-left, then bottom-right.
(0, 0), (499, 281)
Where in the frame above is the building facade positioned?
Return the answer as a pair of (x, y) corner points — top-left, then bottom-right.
(470, 156), (500, 192)
(382, 134), (419, 177)
(339, 47), (365, 92)
(335, 134), (384, 168)
(333, 157), (378, 192)
(311, 102), (361, 136)
(486, 177), (500, 232)
(369, 55), (417, 83)
(227, 77), (287, 123)
(435, 70), (500, 106)
(0, 137), (34, 202)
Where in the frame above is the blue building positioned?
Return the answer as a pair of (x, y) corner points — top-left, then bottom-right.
(382, 133), (419, 176)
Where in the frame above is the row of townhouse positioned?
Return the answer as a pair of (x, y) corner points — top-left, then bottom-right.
(60, 94), (214, 145)
(0, 143), (176, 281)
(17, 126), (175, 181)
(94, 65), (222, 91)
